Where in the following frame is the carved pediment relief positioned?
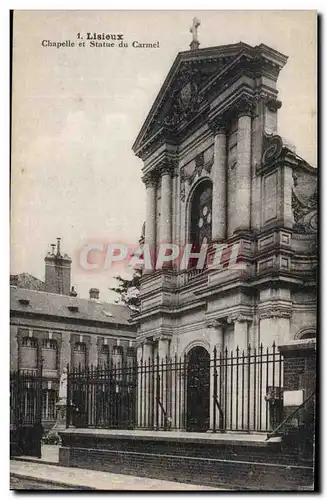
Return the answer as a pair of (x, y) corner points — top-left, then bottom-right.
(180, 147), (214, 201)
(133, 54), (238, 157)
(156, 61), (229, 132)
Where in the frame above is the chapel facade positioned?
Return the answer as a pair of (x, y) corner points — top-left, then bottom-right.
(132, 36), (317, 367)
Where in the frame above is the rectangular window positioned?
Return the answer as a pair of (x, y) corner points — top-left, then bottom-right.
(99, 344), (109, 367)
(42, 389), (57, 419)
(42, 339), (57, 370)
(73, 342), (87, 369)
(21, 337), (38, 369)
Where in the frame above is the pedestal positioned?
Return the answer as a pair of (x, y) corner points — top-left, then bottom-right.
(50, 398), (68, 442)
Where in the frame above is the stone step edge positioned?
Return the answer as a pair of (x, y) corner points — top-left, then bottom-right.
(11, 457), (59, 467)
(10, 472), (95, 490)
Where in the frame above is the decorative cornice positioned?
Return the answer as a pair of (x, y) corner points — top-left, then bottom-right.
(208, 116), (228, 135)
(135, 337), (154, 349)
(259, 309), (292, 320)
(205, 318), (225, 329)
(159, 159), (176, 177)
(142, 171), (158, 187)
(227, 313), (252, 324)
(234, 95), (255, 118)
(153, 333), (172, 342)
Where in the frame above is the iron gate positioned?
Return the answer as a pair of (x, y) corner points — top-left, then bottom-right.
(10, 370), (43, 458)
(186, 346), (210, 431)
(66, 343), (283, 433)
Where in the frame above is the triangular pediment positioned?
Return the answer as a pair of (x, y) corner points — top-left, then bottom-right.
(132, 43), (253, 156)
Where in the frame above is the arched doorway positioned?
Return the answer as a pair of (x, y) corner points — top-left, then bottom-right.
(186, 346), (210, 432)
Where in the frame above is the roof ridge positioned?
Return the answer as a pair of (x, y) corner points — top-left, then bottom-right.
(10, 286), (127, 309)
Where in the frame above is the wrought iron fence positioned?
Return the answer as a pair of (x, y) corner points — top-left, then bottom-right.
(66, 343), (283, 433)
(10, 369), (43, 457)
(10, 370), (43, 426)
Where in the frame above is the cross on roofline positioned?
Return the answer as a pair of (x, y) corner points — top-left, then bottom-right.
(190, 17), (201, 50)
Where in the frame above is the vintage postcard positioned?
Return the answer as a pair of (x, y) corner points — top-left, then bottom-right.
(10, 10), (317, 491)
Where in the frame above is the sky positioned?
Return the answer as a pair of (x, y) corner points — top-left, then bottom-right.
(10, 10), (317, 302)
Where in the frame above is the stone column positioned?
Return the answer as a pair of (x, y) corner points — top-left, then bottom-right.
(235, 97), (253, 232)
(142, 172), (157, 272)
(157, 335), (171, 428)
(137, 339), (153, 428)
(136, 343), (143, 427)
(159, 161), (173, 246)
(207, 320), (224, 431)
(210, 118), (227, 242)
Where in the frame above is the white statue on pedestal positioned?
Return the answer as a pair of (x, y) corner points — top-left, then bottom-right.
(58, 367), (68, 403)
(50, 368), (69, 437)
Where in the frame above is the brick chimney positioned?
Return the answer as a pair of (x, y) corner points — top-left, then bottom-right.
(44, 238), (72, 295)
(89, 288), (100, 300)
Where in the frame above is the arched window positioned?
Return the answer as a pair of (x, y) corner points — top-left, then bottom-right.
(21, 337), (38, 369)
(189, 180), (213, 267)
(300, 331), (316, 340)
(42, 339), (57, 371)
(295, 327), (316, 341)
(73, 342), (87, 369)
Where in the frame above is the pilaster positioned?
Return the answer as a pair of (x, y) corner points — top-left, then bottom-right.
(227, 313), (252, 350)
(205, 318), (224, 431)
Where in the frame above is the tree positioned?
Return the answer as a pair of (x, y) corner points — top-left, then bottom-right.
(109, 225), (144, 311)
(109, 270), (141, 312)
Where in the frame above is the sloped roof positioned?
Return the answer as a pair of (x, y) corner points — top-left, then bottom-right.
(10, 273), (45, 291)
(10, 286), (133, 328)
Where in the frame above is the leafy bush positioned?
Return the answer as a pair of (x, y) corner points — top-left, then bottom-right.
(41, 431), (60, 445)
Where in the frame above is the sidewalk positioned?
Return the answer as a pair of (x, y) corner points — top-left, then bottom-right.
(14, 445), (59, 465)
(10, 460), (219, 490)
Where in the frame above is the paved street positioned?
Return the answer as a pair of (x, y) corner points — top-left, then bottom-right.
(10, 475), (74, 490)
(10, 460), (219, 490)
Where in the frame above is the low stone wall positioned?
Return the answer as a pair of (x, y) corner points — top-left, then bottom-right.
(278, 339), (316, 462)
(59, 430), (314, 490)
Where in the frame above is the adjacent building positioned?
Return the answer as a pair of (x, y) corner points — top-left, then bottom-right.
(10, 239), (136, 429)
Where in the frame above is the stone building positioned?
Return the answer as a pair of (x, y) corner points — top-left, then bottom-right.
(132, 39), (317, 373)
(10, 240), (136, 429)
